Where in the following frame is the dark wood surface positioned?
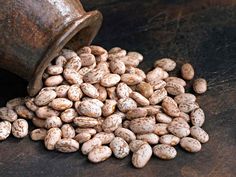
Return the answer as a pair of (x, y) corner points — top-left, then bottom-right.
(0, 1), (236, 177)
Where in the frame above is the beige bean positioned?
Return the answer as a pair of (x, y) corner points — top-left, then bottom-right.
(120, 55), (140, 67)
(137, 133), (159, 144)
(116, 82), (132, 99)
(179, 102), (199, 113)
(154, 58), (176, 71)
(132, 143), (152, 168)
(94, 84), (107, 102)
(121, 73), (142, 85)
(193, 78), (207, 94)
(181, 63), (194, 80)
(149, 88), (167, 105)
(190, 108), (205, 127)
(190, 126), (209, 143)
(159, 134), (180, 146)
(25, 97), (38, 112)
(96, 61), (109, 73)
(34, 89), (57, 106)
(110, 137), (130, 159)
(78, 67), (92, 76)
(102, 113), (123, 133)
(117, 98), (137, 112)
(74, 132), (91, 143)
(45, 75), (64, 86)
(90, 45), (107, 55)
(179, 112), (190, 122)
(127, 51), (143, 62)
(75, 128), (96, 135)
(60, 108), (77, 123)
(74, 117), (98, 128)
(77, 46), (91, 54)
(165, 77), (186, 87)
(79, 53), (96, 67)
(153, 123), (169, 136)
(6, 97), (24, 109)
(102, 99), (117, 117)
(167, 118), (190, 138)
(165, 82), (185, 96)
(55, 55), (67, 66)
(153, 144), (177, 159)
(44, 128), (61, 150)
(61, 49), (77, 59)
(30, 128), (47, 141)
(146, 67), (167, 85)
(82, 98), (104, 108)
(78, 100), (102, 118)
(32, 117), (46, 128)
(12, 119), (28, 138)
(136, 82), (153, 98)
(180, 137), (201, 152)
(130, 92), (150, 106)
(0, 121), (11, 140)
(133, 67), (146, 80)
(114, 127), (136, 143)
(100, 74), (121, 87)
(15, 105), (34, 119)
(162, 97), (180, 117)
(81, 137), (102, 155)
(0, 107), (17, 122)
(55, 138), (79, 153)
(126, 107), (148, 119)
(153, 80), (166, 90)
(145, 105), (162, 115)
(107, 86), (119, 100)
(50, 98), (73, 111)
(80, 83), (99, 99)
(129, 140), (147, 152)
(61, 124), (75, 138)
(63, 68), (83, 85)
(88, 146), (112, 163)
(109, 60), (126, 75)
(45, 116), (62, 129)
(46, 65), (63, 75)
(64, 56), (81, 71)
(55, 85), (70, 98)
(174, 93), (196, 104)
(83, 68), (105, 84)
(108, 48), (127, 60)
(155, 112), (172, 124)
(129, 117), (156, 134)
(94, 132), (115, 144)
(67, 84), (83, 101)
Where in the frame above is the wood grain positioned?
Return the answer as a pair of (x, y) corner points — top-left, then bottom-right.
(0, 1), (236, 177)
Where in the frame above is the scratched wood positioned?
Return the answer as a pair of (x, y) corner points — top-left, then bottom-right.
(0, 1), (236, 177)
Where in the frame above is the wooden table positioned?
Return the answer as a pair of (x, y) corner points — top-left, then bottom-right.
(0, 1), (236, 176)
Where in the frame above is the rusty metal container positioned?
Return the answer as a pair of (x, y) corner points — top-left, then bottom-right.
(0, 0), (102, 96)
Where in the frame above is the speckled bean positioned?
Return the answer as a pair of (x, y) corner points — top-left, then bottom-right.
(12, 119), (28, 138)
(0, 107), (17, 122)
(132, 143), (152, 168)
(110, 137), (130, 159)
(153, 144), (177, 159)
(88, 146), (112, 163)
(0, 121), (11, 140)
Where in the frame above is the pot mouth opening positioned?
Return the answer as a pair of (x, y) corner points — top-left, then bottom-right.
(27, 10), (102, 96)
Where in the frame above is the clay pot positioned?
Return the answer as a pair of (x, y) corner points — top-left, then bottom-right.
(0, 0), (102, 96)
